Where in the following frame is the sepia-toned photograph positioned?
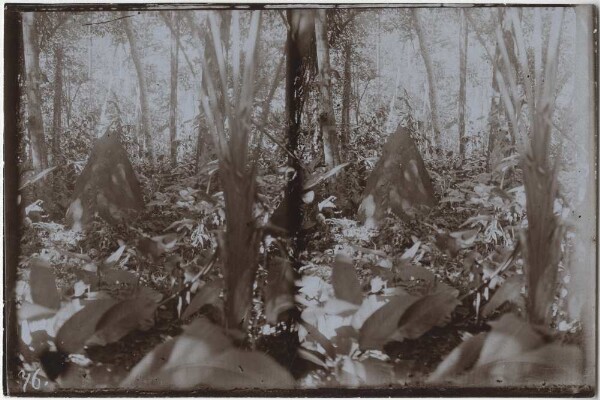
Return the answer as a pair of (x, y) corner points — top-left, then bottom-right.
(3, 3), (597, 396)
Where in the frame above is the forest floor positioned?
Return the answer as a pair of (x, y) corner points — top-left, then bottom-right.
(16, 151), (570, 391)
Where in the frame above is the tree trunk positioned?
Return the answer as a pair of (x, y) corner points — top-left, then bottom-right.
(487, 41), (501, 165)
(341, 38), (352, 155)
(22, 12), (48, 173)
(315, 9), (340, 170)
(123, 14), (154, 166)
(284, 10), (313, 247)
(169, 12), (179, 167)
(411, 9), (441, 147)
(52, 45), (63, 164)
(458, 9), (468, 156)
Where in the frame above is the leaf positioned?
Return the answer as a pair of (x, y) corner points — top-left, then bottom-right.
(459, 343), (583, 386)
(18, 302), (57, 321)
(303, 162), (350, 191)
(331, 254), (363, 305)
(297, 348), (327, 368)
(181, 279), (222, 320)
(140, 348), (295, 390)
(264, 257), (295, 324)
(19, 166), (58, 190)
(339, 357), (395, 388)
(123, 317), (232, 387)
(393, 291), (461, 341)
(29, 258), (60, 309)
(87, 295), (158, 346)
(102, 269), (138, 285)
(475, 313), (544, 367)
(105, 244), (127, 265)
(358, 291), (420, 350)
(123, 318), (293, 390)
(399, 241), (421, 261)
(300, 320), (337, 360)
(323, 298), (360, 317)
(351, 294), (387, 330)
(481, 275), (526, 317)
(427, 333), (488, 382)
(55, 299), (119, 354)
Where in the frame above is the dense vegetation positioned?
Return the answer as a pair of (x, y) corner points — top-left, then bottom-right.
(6, 5), (595, 394)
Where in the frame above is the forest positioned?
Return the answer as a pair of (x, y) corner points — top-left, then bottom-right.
(4, 5), (597, 394)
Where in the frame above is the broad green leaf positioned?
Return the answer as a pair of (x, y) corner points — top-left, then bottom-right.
(351, 294), (387, 330)
(29, 258), (60, 310)
(393, 291), (460, 341)
(264, 258), (295, 324)
(87, 295), (158, 346)
(331, 254), (363, 305)
(123, 317), (232, 387)
(181, 279), (222, 320)
(135, 348), (294, 390)
(481, 275), (525, 317)
(123, 317), (292, 390)
(475, 313), (544, 367)
(459, 343), (583, 386)
(358, 291), (420, 350)
(55, 299), (118, 353)
(300, 320), (337, 360)
(427, 333), (488, 382)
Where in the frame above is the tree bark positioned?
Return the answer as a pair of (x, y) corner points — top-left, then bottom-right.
(458, 9), (468, 156)
(314, 9), (340, 170)
(169, 12), (179, 167)
(284, 10), (313, 247)
(487, 41), (502, 166)
(52, 44), (63, 164)
(341, 38), (352, 155)
(411, 9), (441, 147)
(123, 14), (154, 166)
(22, 12), (48, 173)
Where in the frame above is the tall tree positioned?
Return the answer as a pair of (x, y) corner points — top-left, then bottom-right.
(341, 38), (352, 151)
(169, 11), (180, 167)
(411, 9), (441, 147)
(22, 12), (48, 173)
(52, 44), (63, 164)
(122, 14), (154, 166)
(314, 9), (341, 170)
(458, 9), (468, 156)
(284, 9), (315, 245)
